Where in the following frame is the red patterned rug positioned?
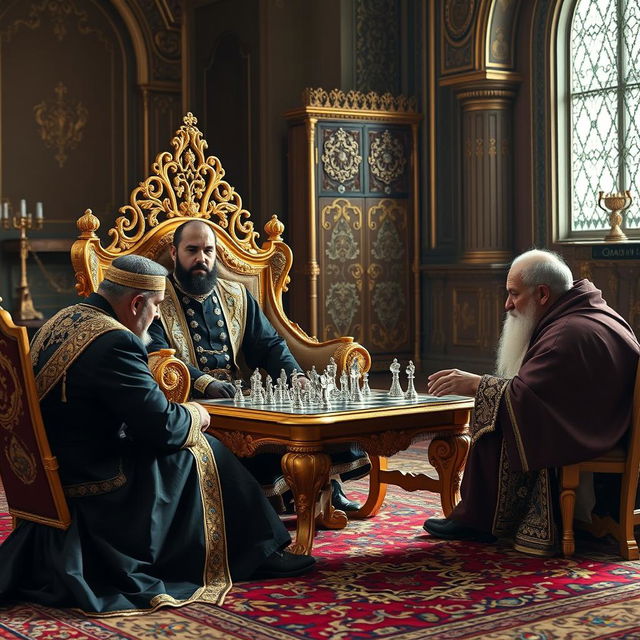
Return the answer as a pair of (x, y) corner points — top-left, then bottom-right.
(2, 446), (640, 640)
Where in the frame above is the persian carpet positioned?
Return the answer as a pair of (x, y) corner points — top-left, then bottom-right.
(2, 445), (640, 640)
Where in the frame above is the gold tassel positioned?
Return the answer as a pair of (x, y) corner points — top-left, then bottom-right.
(61, 371), (67, 403)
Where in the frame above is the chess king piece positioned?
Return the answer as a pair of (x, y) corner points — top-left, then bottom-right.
(349, 358), (363, 402)
(405, 360), (418, 401)
(388, 358), (404, 398)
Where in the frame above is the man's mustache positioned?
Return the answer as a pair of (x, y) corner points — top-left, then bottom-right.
(190, 263), (210, 274)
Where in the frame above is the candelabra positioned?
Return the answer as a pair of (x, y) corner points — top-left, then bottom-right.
(1, 199), (44, 321)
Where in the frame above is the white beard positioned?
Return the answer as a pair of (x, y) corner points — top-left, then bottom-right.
(495, 301), (538, 378)
(139, 329), (152, 347)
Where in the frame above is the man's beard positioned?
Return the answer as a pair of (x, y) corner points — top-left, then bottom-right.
(495, 299), (539, 378)
(139, 329), (152, 347)
(174, 259), (217, 295)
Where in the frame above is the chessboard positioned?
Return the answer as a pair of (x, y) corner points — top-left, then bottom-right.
(200, 389), (471, 416)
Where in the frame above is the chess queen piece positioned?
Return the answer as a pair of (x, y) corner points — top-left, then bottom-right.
(598, 190), (632, 242)
(405, 360), (418, 401)
(233, 379), (245, 404)
(388, 358), (404, 398)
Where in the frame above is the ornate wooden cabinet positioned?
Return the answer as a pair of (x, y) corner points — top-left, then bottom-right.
(285, 89), (421, 371)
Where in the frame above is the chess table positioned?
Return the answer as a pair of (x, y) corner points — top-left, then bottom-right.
(201, 390), (474, 554)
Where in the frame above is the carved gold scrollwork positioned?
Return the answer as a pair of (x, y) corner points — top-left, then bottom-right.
(270, 251), (287, 286)
(322, 128), (362, 188)
(303, 88), (417, 113)
(358, 430), (414, 456)
(0, 349), (23, 431)
(105, 113), (260, 254)
(33, 82), (88, 168)
(212, 431), (258, 457)
(368, 130), (406, 193)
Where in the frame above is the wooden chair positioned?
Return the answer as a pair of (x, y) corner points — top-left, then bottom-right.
(0, 299), (71, 531)
(560, 360), (640, 560)
(71, 112), (371, 395)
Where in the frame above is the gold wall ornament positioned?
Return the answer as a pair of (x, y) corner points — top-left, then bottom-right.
(106, 112), (260, 254)
(321, 128), (362, 188)
(598, 190), (633, 242)
(33, 82), (88, 168)
(368, 130), (406, 192)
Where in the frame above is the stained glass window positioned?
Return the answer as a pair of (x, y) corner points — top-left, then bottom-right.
(569, 0), (640, 232)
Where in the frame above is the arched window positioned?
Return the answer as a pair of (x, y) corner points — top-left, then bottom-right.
(558, 0), (640, 239)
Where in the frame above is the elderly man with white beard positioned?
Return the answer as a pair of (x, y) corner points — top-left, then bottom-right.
(423, 249), (640, 556)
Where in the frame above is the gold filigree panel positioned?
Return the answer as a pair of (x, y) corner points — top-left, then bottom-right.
(368, 129), (408, 194)
(321, 127), (362, 192)
(303, 88), (417, 113)
(106, 113), (260, 254)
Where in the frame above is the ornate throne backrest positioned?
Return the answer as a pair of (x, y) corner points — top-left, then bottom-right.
(71, 113), (370, 380)
(0, 303), (71, 529)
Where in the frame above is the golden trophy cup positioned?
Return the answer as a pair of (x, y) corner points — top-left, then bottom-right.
(598, 190), (632, 242)
(1, 199), (44, 321)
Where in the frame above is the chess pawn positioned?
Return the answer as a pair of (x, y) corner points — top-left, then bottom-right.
(405, 360), (418, 401)
(361, 371), (372, 396)
(233, 379), (245, 404)
(388, 358), (404, 398)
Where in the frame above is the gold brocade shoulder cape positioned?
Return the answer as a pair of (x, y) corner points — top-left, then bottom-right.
(158, 277), (247, 370)
(31, 304), (129, 401)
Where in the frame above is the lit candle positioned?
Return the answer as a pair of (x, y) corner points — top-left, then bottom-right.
(20, 199), (26, 217)
(36, 201), (43, 219)
(2, 202), (7, 219)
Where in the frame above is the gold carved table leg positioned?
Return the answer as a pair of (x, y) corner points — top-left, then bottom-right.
(350, 454), (388, 519)
(281, 449), (333, 555)
(428, 433), (470, 517)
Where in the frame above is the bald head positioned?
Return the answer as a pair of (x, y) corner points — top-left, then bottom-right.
(170, 219), (218, 295)
(510, 249), (573, 298)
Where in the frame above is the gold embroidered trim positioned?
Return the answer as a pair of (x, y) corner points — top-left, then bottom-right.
(183, 402), (203, 447)
(493, 441), (556, 555)
(32, 305), (129, 400)
(103, 265), (166, 292)
(505, 386), (529, 472)
(216, 278), (246, 358)
(64, 460), (126, 498)
(194, 374), (215, 395)
(159, 279), (198, 367)
(188, 431), (232, 603)
(471, 375), (509, 444)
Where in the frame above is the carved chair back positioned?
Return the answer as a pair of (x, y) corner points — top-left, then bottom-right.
(0, 303), (71, 529)
(71, 113), (370, 377)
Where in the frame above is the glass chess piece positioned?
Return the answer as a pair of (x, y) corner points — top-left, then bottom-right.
(233, 379), (245, 404)
(265, 375), (275, 405)
(361, 371), (372, 396)
(349, 358), (363, 402)
(388, 358), (404, 398)
(405, 360), (418, 401)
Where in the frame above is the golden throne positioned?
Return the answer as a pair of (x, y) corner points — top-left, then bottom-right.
(70, 112), (371, 399)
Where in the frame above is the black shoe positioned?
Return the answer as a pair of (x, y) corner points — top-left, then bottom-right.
(251, 550), (316, 579)
(423, 517), (496, 542)
(331, 479), (361, 512)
